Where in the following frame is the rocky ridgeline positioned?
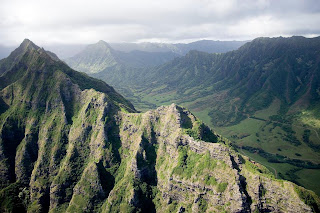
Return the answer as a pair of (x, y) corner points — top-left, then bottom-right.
(0, 40), (318, 212)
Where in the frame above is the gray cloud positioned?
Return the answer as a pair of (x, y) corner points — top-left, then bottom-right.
(0, 0), (319, 46)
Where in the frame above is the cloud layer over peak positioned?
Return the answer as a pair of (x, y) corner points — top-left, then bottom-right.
(1, 0), (319, 46)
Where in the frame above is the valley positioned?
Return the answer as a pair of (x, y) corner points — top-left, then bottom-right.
(2, 0), (320, 212)
(65, 36), (320, 197)
(118, 84), (320, 196)
(1, 39), (319, 212)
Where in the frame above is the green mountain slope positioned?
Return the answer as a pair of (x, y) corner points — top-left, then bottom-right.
(64, 40), (119, 74)
(87, 36), (320, 196)
(0, 40), (319, 213)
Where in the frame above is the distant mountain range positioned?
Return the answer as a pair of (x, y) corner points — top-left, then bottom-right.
(64, 40), (179, 74)
(109, 40), (248, 55)
(83, 36), (320, 126)
(64, 39), (248, 75)
(0, 39), (247, 60)
(1, 39), (317, 212)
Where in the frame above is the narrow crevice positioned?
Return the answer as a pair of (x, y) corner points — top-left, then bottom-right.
(52, 130), (68, 166)
(105, 118), (121, 164)
(0, 97), (9, 115)
(179, 111), (193, 129)
(239, 175), (252, 212)
(20, 130), (39, 185)
(257, 183), (269, 213)
(1, 118), (25, 183)
(134, 179), (157, 213)
(134, 129), (158, 213)
(137, 134), (157, 186)
(230, 155), (252, 212)
(39, 187), (50, 213)
(60, 85), (75, 125)
(230, 154), (240, 172)
(57, 148), (86, 206)
(97, 161), (115, 198)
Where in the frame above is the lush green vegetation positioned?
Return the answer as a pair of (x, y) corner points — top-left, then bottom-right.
(294, 185), (320, 212)
(303, 129), (320, 152)
(1, 38), (320, 212)
(214, 99), (320, 196)
(85, 36), (320, 197)
(172, 147), (217, 180)
(217, 182), (228, 193)
(198, 197), (208, 212)
(178, 108), (218, 143)
(0, 183), (25, 213)
(242, 146), (320, 169)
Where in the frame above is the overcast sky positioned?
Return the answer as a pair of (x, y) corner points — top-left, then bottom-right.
(1, 0), (320, 46)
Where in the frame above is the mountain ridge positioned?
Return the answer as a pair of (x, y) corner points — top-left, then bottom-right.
(109, 40), (248, 55)
(0, 40), (319, 212)
(0, 39), (248, 61)
(86, 36), (320, 196)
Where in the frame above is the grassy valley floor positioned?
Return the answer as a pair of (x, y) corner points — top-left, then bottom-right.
(200, 100), (320, 196)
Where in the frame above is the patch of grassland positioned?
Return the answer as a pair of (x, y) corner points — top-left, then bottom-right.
(191, 108), (212, 128)
(299, 110), (320, 129)
(172, 147), (217, 181)
(295, 169), (320, 196)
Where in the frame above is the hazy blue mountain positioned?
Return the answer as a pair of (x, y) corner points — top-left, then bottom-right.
(64, 40), (119, 74)
(0, 39), (246, 61)
(65, 40), (178, 74)
(109, 42), (179, 53)
(109, 40), (247, 55)
(175, 40), (248, 54)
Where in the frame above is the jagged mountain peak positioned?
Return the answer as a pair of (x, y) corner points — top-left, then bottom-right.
(8, 38), (43, 61)
(17, 39), (60, 61)
(0, 39), (61, 76)
(88, 39), (114, 51)
(20, 38), (40, 50)
(0, 39), (135, 111)
(64, 40), (119, 74)
(0, 39), (41, 76)
(97, 39), (111, 46)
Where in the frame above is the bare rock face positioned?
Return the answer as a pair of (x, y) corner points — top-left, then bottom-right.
(0, 40), (319, 213)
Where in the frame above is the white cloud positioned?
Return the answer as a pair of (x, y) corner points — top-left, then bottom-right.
(0, 0), (319, 46)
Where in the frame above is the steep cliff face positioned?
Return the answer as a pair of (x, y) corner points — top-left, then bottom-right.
(0, 40), (319, 213)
